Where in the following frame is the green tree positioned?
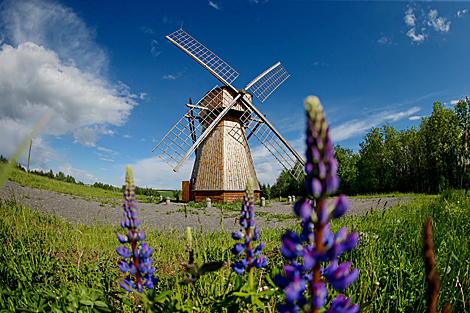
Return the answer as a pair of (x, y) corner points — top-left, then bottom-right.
(421, 102), (460, 192)
(382, 123), (406, 191)
(357, 127), (385, 194)
(454, 96), (470, 188)
(334, 144), (359, 195)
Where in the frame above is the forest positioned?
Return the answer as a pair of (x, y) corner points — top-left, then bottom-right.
(264, 97), (470, 198)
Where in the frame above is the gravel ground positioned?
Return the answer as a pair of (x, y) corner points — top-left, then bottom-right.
(1, 180), (414, 233)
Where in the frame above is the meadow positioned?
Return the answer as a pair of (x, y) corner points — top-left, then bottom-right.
(0, 167), (469, 312)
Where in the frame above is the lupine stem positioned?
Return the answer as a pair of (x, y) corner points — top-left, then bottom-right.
(130, 229), (142, 285)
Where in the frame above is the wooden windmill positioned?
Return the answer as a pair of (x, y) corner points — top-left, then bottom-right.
(153, 29), (305, 203)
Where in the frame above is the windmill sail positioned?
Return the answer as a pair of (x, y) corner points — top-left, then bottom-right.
(245, 62), (290, 103)
(166, 29), (239, 88)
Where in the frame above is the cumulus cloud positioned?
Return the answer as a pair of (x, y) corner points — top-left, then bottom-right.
(123, 134), (132, 138)
(0, 0), (138, 163)
(404, 8), (426, 43)
(457, 10), (468, 18)
(404, 6), (452, 43)
(408, 116), (422, 121)
(1, 0), (107, 77)
(428, 9), (450, 32)
(330, 107), (420, 142)
(404, 8), (417, 27)
(0, 43), (137, 147)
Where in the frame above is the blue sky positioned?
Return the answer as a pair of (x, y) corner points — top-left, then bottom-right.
(1, 0), (469, 189)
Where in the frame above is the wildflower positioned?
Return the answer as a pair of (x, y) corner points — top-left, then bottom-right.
(275, 96), (359, 313)
(230, 178), (267, 275)
(116, 165), (158, 293)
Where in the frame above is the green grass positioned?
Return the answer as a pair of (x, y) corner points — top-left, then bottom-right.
(2, 165), (179, 204)
(1, 181), (469, 311)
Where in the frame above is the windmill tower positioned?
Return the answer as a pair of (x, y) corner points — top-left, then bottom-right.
(153, 29), (305, 203)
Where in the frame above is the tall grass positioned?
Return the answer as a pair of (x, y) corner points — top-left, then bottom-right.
(0, 190), (469, 312)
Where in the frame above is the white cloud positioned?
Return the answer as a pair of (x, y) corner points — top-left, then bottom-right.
(451, 100), (459, 105)
(140, 92), (147, 100)
(330, 107), (421, 142)
(1, 0), (107, 77)
(162, 73), (181, 80)
(100, 168), (106, 170)
(0, 0), (138, 168)
(406, 28), (426, 43)
(377, 36), (396, 45)
(140, 26), (154, 34)
(123, 134), (132, 138)
(404, 6), (453, 43)
(404, 8), (426, 43)
(404, 8), (417, 27)
(97, 146), (120, 155)
(99, 158), (114, 162)
(408, 116), (422, 121)
(209, 1), (221, 10)
(0, 43), (137, 148)
(457, 10), (468, 18)
(151, 40), (160, 57)
(130, 156), (193, 189)
(427, 9), (450, 32)
(58, 162), (98, 183)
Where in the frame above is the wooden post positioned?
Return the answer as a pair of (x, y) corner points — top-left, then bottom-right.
(182, 181), (190, 202)
(26, 139), (33, 174)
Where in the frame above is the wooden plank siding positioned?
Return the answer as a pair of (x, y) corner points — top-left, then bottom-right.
(190, 87), (260, 203)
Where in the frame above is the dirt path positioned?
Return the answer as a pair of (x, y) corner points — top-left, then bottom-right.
(1, 180), (414, 233)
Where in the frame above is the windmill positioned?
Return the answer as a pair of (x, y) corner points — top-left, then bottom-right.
(153, 29), (305, 203)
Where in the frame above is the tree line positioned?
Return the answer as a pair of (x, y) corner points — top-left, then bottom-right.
(262, 98), (470, 198)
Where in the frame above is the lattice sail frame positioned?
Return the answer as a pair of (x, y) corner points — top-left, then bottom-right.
(227, 102), (304, 180)
(166, 29), (239, 86)
(246, 62), (290, 103)
(153, 86), (246, 170)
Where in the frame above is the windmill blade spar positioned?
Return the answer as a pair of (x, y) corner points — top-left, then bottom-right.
(166, 29), (239, 91)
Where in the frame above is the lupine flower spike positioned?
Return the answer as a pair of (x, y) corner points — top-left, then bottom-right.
(275, 96), (359, 313)
(231, 178), (267, 275)
(116, 165), (158, 293)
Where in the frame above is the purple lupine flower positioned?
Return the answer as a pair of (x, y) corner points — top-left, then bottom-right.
(326, 295), (360, 313)
(275, 97), (359, 313)
(230, 178), (267, 274)
(116, 165), (158, 293)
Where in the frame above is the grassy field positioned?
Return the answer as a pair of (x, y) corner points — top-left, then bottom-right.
(2, 165), (177, 202)
(0, 174), (469, 312)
